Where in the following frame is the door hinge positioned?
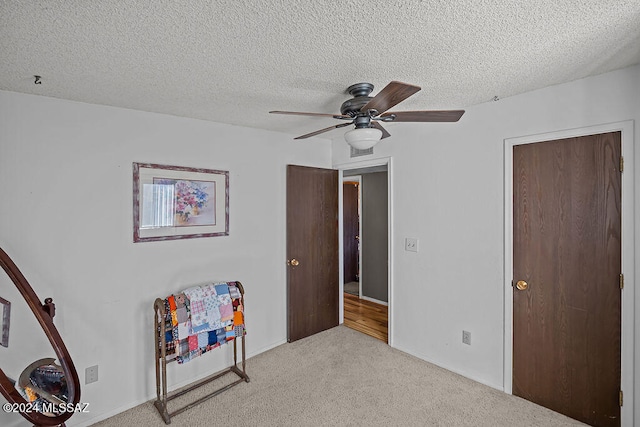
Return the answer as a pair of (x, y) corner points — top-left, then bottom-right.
(619, 390), (623, 407)
(620, 274), (624, 290)
(620, 156), (624, 172)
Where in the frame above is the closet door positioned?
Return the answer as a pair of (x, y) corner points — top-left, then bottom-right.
(512, 132), (621, 426)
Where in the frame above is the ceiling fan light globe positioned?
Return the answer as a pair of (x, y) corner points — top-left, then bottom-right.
(344, 127), (383, 150)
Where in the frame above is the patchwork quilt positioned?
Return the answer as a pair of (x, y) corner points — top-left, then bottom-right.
(160, 281), (245, 364)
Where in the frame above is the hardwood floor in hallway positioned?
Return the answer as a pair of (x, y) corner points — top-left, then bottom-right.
(343, 292), (388, 343)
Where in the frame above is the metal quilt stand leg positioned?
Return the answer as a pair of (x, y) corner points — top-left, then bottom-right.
(153, 283), (249, 425)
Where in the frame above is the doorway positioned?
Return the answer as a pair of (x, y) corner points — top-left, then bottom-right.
(343, 177), (360, 297)
(503, 122), (634, 425)
(338, 159), (391, 344)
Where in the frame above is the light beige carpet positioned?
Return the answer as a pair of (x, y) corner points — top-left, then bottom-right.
(93, 326), (584, 426)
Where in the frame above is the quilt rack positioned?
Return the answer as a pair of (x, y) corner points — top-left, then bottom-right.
(153, 281), (249, 424)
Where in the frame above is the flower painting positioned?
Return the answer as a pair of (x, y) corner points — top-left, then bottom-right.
(133, 163), (229, 242)
(0, 297), (9, 348)
(153, 178), (216, 227)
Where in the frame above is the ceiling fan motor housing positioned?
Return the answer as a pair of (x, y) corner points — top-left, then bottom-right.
(340, 82), (375, 117)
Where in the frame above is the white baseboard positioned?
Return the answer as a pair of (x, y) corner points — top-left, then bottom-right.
(70, 338), (288, 427)
(361, 295), (388, 306)
(392, 343), (503, 392)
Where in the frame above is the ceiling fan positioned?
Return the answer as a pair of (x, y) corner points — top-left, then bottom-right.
(270, 81), (465, 149)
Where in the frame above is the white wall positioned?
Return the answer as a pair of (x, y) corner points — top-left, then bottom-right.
(0, 90), (331, 426)
(333, 64), (639, 423)
(1, 63), (637, 426)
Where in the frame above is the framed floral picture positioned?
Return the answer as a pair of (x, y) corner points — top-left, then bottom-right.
(0, 297), (9, 348)
(133, 163), (229, 242)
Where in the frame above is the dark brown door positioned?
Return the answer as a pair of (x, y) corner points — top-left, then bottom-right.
(513, 132), (622, 426)
(343, 182), (359, 283)
(287, 165), (339, 342)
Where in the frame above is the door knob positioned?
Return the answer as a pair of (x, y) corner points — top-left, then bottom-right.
(516, 280), (528, 291)
(287, 259), (300, 266)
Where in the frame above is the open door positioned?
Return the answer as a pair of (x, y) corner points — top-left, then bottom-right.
(286, 165), (339, 342)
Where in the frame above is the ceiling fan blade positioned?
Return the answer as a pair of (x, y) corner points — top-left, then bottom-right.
(270, 110), (351, 119)
(380, 110), (465, 122)
(294, 122), (352, 140)
(361, 81), (421, 115)
(371, 121), (391, 139)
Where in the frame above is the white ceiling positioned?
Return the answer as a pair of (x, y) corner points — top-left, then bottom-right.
(2, 1), (640, 140)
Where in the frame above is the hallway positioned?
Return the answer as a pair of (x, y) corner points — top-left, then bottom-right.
(343, 293), (388, 343)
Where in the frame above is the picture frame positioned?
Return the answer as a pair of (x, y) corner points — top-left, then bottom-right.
(0, 297), (10, 348)
(133, 163), (229, 242)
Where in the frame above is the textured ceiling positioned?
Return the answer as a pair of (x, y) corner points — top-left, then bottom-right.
(2, 1), (640, 140)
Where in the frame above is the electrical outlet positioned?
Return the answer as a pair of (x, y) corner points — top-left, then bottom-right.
(85, 365), (98, 384)
(462, 330), (471, 345)
(405, 237), (418, 252)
